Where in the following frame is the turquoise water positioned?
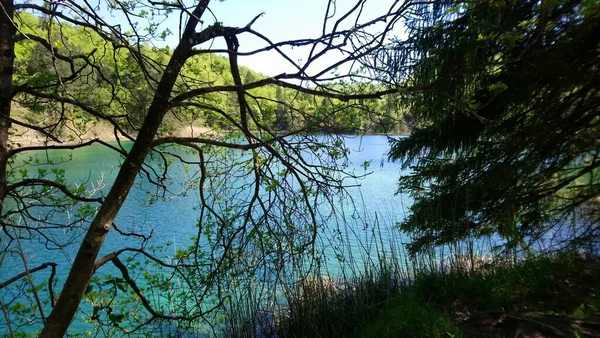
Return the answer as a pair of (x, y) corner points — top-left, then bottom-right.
(0, 135), (411, 336)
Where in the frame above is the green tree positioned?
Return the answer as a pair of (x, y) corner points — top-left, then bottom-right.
(274, 87), (291, 131)
(387, 0), (600, 254)
(0, 1), (417, 336)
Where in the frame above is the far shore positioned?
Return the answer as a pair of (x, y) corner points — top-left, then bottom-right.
(9, 124), (408, 149)
(9, 125), (221, 148)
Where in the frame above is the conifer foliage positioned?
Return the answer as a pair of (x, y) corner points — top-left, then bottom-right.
(389, 0), (600, 253)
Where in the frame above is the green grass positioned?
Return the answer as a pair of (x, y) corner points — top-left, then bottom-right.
(274, 264), (406, 338)
(266, 253), (600, 338)
(410, 253), (600, 317)
(358, 293), (462, 338)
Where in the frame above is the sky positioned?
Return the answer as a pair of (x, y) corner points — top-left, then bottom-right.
(155, 0), (405, 77)
(22, 0), (405, 78)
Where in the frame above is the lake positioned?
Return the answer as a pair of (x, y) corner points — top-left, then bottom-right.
(0, 135), (412, 336)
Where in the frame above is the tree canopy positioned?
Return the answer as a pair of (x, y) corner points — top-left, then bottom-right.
(388, 0), (600, 254)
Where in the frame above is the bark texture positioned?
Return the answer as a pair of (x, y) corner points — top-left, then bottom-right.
(0, 0), (15, 215)
(40, 1), (211, 336)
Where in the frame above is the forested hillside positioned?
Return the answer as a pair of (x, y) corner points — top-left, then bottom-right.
(12, 13), (407, 142)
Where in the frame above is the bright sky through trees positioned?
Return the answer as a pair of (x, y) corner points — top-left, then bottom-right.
(149, 0), (405, 76)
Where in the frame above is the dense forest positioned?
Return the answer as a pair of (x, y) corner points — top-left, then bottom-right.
(12, 13), (408, 140)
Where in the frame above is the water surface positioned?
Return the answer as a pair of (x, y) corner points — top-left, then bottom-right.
(0, 135), (411, 336)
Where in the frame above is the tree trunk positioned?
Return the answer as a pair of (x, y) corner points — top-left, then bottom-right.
(40, 1), (211, 336)
(0, 0), (15, 215)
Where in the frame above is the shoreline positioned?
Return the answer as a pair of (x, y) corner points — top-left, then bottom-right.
(8, 125), (222, 148)
(9, 124), (408, 149)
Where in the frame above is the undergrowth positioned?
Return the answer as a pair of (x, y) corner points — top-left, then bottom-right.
(225, 251), (600, 337)
(411, 253), (600, 317)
